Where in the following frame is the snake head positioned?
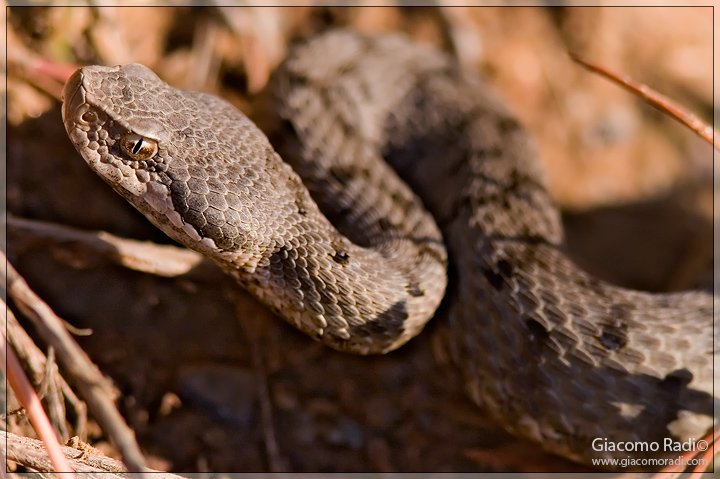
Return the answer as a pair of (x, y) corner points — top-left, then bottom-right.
(62, 64), (173, 201)
(61, 63), (303, 271)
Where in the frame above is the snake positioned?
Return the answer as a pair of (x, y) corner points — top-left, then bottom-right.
(61, 30), (717, 467)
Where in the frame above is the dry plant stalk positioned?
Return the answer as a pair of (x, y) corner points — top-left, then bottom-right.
(1, 430), (185, 477)
(2, 253), (147, 472)
(0, 311), (75, 475)
(570, 53), (718, 151)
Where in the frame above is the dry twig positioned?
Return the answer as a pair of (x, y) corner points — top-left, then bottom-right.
(2, 253), (147, 472)
(570, 53), (718, 151)
(2, 430), (186, 478)
(7, 214), (221, 281)
(3, 304), (87, 442)
(0, 306), (75, 475)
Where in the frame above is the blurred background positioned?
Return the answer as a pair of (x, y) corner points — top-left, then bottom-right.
(4, 3), (716, 474)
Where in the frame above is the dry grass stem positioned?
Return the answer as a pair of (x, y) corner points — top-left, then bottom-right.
(2, 253), (147, 472)
(570, 53), (718, 151)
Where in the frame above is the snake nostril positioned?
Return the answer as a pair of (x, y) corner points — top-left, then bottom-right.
(80, 110), (98, 124)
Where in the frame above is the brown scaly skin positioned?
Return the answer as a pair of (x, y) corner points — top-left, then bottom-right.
(62, 30), (717, 467)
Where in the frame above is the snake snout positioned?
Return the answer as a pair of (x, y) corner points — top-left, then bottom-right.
(61, 69), (85, 126)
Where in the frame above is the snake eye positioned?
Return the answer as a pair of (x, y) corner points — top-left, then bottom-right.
(120, 133), (158, 161)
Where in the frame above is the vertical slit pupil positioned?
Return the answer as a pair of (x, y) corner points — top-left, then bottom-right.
(132, 138), (143, 154)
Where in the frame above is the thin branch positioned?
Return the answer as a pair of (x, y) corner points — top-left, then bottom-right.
(687, 424), (719, 479)
(4, 306), (80, 442)
(2, 430), (186, 478)
(2, 253), (147, 472)
(569, 52), (718, 151)
(0, 307), (75, 475)
(652, 424), (719, 478)
(7, 214), (221, 281)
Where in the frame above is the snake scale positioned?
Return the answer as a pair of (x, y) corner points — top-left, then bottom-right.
(62, 30), (717, 466)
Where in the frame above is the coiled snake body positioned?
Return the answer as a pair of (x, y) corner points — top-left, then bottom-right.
(62, 30), (717, 466)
